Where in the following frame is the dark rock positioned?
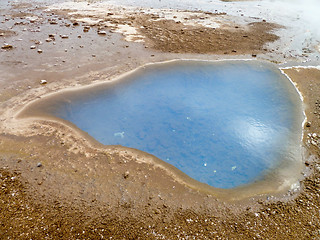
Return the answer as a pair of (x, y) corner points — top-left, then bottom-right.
(1, 44), (13, 49)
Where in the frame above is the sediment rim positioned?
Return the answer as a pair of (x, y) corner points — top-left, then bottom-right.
(14, 59), (306, 201)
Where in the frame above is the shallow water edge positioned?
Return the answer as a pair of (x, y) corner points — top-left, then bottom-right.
(16, 59), (306, 201)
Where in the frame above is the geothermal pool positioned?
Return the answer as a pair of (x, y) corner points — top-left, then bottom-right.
(51, 61), (303, 189)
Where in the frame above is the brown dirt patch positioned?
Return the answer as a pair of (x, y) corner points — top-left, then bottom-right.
(137, 17), (279, 55)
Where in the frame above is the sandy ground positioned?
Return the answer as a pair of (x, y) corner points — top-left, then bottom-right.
(1, 0), (320, 239)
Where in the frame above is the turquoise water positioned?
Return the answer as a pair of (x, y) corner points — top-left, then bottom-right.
(54, 61), (302, 189)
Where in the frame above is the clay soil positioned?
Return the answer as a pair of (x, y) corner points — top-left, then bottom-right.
(136, 15), (279, 55)
(1, 0), (320, 239)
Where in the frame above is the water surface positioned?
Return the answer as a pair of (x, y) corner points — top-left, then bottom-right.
(53, 61), (303, 189)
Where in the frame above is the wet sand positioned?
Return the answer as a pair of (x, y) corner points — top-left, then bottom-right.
(1, 0), (320, 238)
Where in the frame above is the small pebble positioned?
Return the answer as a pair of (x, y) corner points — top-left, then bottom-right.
(98, 30), (107, 35)
(40, 79), (47, 84)
(37, 162), (42, 167)
(123, 171), (130, 179)
(37, 49), (43, 53)
(1, 43), (13, 49)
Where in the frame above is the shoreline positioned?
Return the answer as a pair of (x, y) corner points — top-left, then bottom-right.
(13, 59), (306, 201)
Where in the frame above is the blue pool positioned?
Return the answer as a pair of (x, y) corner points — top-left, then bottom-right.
(54, 61), (303, 189)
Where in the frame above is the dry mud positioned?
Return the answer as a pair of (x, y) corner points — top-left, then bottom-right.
(1, 0), (320, 239)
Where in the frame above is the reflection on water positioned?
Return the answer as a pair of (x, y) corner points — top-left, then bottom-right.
(55, 61), (303, 189)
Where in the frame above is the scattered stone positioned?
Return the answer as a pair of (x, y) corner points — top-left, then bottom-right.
(64, 49), (68, 52)
(154, 209), (161, 214)
(306, 121), (311, 127)
(40, 79), (47, 84)
(72, 22), (79, 26)
(98, 30), (107, 35)
(46, 38), (52, 42)
(77, 35), (81, 38)
(49, 20), (58, 25)
(92, 54), (96, 57)
(252, 54), (257, 57)
(37, 162), (42, 167)
(83, 26), (90, 32)
(61, 35), (69, 39)
(37, 49), (43, 53)
(48, 34), (55, 38)
(30, 45), (36, 49)
(1, 43), (13, 49)
(123, 171), (130, 179)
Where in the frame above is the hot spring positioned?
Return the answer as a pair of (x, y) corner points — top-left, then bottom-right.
(22, 60), (304, 190)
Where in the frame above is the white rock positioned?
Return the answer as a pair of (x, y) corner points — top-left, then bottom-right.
(98, 30), (107, 35)
(40, 80), (47, 84)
